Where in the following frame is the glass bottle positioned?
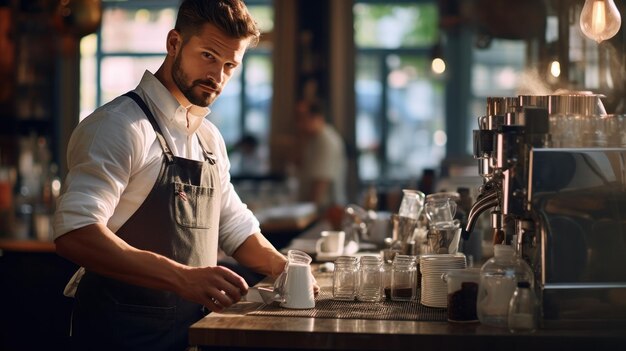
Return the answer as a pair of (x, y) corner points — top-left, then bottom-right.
(332, 256), (359, 301)
(477, 244), (534, 328)
(508, 281), (538, 333)
(391, 254), (417, 301)
(357, 255), (383, 302)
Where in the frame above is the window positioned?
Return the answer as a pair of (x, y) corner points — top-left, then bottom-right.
(468, 39), (527, 153)
(80, 0), (273, 174)
(353, 1), (445, 182)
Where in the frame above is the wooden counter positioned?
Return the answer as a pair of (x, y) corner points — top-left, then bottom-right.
(189, 270), (626, 351)
(0, 238), (56, 252)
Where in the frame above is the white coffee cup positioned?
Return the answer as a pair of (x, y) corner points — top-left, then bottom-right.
(280, 262), (315, 309)
(315, 230), (345, 255)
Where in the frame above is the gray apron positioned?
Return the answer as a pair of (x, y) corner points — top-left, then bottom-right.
(70, 92), (221, 351)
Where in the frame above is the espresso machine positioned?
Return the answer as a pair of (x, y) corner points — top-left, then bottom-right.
(463, 94), (626, 327)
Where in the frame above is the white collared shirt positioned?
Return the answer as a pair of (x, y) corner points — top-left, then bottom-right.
(53, 70), (260, 256)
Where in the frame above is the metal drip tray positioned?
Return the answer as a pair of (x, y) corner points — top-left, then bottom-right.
(248, 287), (446, 321)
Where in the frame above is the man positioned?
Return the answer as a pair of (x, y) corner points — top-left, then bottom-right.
(54, 1), (302, 350)
(296, 98), (348, 213)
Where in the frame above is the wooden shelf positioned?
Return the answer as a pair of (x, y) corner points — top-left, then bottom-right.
(0, 0), (60, 166)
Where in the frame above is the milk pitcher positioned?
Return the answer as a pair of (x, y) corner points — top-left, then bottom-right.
(273, 250), (316, 309)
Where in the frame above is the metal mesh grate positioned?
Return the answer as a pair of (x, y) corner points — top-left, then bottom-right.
(248, 287), (446, 321)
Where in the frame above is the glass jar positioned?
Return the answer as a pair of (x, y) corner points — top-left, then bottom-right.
(332, 256), (359, 301)
(357, 255), (383, 302)
(391, 254), (417, 301)
(477, 245), (534, 328)
(442, 268), (481, 322)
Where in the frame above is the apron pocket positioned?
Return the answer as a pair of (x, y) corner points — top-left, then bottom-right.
(173, 182), (214, 229)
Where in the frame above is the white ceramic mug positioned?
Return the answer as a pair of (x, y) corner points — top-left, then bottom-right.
(315, 230), (345, 255)
(280, 262), (315, 309)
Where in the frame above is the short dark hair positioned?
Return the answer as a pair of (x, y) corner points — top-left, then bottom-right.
(306, 98), (326, 118)
(175, 0), (260, 47)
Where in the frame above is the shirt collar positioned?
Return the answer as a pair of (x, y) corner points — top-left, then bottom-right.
(137, 70), (211, 135)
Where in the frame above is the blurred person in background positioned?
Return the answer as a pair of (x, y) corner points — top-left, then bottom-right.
(228, 133), (268, 176)
(295, 97), (348, 215)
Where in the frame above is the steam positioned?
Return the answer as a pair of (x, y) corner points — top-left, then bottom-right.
(513, 41), (625, 113)
(516, 69), (552, 96)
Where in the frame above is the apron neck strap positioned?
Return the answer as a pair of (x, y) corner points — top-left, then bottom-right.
(123, 91), (174, 163)
(196, 125), (217, 165)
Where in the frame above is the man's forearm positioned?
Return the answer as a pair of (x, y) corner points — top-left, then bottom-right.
(55, 223), (187, 294)
(231, 233), (287, 278)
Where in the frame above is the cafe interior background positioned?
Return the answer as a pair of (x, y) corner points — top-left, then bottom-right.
(0, 0), (625, 349)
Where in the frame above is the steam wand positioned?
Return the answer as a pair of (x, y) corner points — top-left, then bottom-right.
(461, 180), (501, 241)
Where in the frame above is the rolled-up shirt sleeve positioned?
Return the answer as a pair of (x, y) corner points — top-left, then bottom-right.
(53, 104), (153, 238)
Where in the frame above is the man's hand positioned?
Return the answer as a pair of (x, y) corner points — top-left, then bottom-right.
(176, 265), (248, 312)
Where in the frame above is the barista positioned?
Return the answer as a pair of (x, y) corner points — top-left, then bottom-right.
(53, 1), (316, 350)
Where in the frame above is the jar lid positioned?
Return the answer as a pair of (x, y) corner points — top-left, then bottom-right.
(360, 255), (382, 263)
(334, 256), (358, 264)
(394, 254), (417, 261)
(425, 191), (460, 203)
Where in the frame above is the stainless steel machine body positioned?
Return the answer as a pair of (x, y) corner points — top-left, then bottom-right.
(464, 94), (626, 326)
(529, 148), (626, 325)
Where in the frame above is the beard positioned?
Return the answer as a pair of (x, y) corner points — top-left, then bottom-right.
(171, 51), (220, 107)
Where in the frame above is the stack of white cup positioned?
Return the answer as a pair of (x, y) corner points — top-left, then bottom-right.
(420, 253), (466, 308)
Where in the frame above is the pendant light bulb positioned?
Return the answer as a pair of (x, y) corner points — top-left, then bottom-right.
(579, 0), (621, 43)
